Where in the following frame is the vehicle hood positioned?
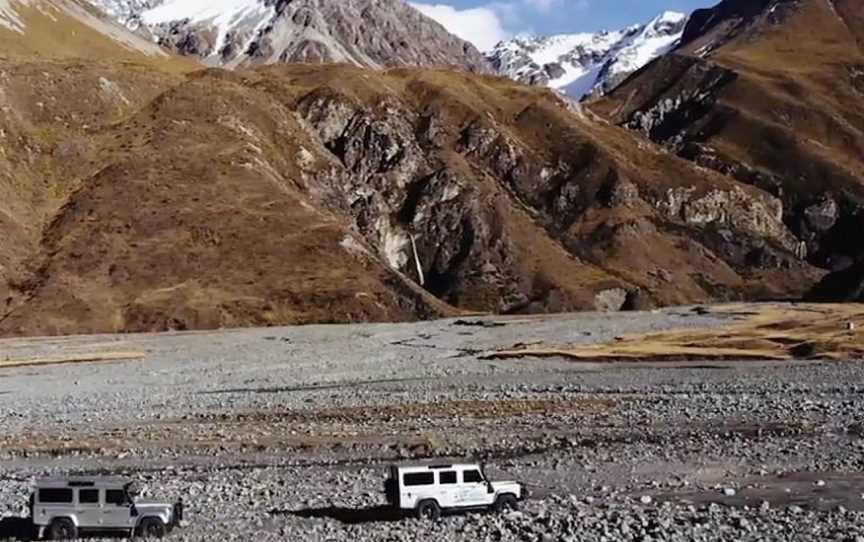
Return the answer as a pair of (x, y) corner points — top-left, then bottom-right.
(134, 500), (173, 511)
(490, 481), (521, 490)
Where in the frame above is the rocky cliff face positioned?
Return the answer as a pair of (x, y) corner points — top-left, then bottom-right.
(89, 0), (492, 72)
(487, 11), (688, 99)
(594, 0), (864, 274)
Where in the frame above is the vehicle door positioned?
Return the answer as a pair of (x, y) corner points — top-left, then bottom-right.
(75, 489), (102, 528)
(459, 469), (492, 507)
(102, 489), (136, 529)
(401, 472), (435, 509)
(36, 488), (74, 527)
(436, 471), (459, 508)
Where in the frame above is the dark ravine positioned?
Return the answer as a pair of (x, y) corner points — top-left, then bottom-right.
(808, 260), (864, 303)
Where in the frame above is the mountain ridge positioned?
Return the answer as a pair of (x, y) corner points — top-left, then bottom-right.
(1, 0), (857, 336)
(486, 11), (688, 99)
(88, 0), (492, 72)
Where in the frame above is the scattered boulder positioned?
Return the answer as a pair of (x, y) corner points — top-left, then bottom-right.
(594, 288), (628, 312)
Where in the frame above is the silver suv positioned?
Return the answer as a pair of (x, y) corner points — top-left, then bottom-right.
(30, 477), (182, 540)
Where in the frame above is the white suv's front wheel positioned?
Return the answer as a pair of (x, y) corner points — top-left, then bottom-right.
(493, 494), (519, 514)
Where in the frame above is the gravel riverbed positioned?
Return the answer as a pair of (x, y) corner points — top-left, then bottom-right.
(2, 306), (864, 541)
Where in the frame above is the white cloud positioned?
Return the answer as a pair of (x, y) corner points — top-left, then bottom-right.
(521, 0), (562, 13)
(410, 3), (510, 51)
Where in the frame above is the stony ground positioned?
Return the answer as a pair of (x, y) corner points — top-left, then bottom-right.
(2, 306), (864, 541)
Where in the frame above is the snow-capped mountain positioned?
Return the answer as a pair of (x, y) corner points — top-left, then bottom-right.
(487, 11), (688, 100)
(87, 0), (491, 72)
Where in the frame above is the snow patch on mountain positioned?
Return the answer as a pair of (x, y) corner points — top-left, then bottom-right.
(487, 11), (688, 100)
(141, 0), (275, 59)
(87, 0), (492, 72)
(88, 0), (160, 29)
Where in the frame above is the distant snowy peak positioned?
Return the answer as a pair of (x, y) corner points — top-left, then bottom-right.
(487, 11), (688, 100)
(87, 0), (492, 73)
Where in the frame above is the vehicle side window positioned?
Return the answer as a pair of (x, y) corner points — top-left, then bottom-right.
(403, 473), (434, 486)
(105, 490), (128, 506)
(439, 471), (457, 484)
(78, 489), (99, 504)
(463, 470), (484, 483)
(38, 489), (73, 504)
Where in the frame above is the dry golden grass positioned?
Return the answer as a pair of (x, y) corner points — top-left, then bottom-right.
(487, 304), (864, 362)
(0, 351), (146, 369)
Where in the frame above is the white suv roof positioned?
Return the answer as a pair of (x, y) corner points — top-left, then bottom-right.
(394, 463), (483, 472)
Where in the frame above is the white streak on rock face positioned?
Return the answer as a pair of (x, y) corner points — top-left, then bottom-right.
(409, 234), (425, 286)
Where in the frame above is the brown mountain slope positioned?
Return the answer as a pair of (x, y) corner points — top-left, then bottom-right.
(0, 0), (196, 321)
(0, 56), (821, 335)
(593, 0), (864, 271)
(0, 0), (170, 60)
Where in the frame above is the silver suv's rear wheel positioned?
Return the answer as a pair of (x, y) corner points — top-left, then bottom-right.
(416, 500), (441, 521)
(48, 518), (77, 540)
(137, 517), (167, 539)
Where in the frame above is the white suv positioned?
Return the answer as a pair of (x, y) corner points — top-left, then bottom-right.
(384, 463), (525, 520)
(29, 477), (182, 540)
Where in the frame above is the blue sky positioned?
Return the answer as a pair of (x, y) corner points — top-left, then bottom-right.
(412, 0), (717, 50)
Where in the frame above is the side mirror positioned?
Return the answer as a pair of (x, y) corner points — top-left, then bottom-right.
(487, 482), (494, 494)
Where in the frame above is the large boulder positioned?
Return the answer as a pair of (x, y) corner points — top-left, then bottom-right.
(807, 261), (864, 302)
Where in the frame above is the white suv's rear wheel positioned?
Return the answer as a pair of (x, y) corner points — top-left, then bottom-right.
(416, 500), (441, 521)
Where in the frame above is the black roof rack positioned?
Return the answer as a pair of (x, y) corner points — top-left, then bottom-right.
(68, 481), (96, 487)
(427, 464), (453, 469)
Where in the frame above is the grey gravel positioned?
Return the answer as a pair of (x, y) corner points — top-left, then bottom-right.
(2, 306), (864, 541)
